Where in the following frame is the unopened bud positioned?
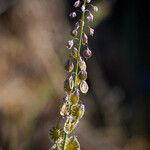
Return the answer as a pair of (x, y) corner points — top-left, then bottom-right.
(74, 0), (80, 8)
(66, 40), (74, 49)
(86, 12), (93, 22)
(65, 59), (74, 72)
(71, 47), (78, 59)
(69, 12), (77, 18)
(82, 33), (88, 45)
(83, 48), (92, 59)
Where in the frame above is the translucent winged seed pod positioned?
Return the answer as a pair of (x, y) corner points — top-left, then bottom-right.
(66, 40), (74, 49)
(70, 89), (79, 106)
(65, 58), (74, 72)
(78, 56), (87, 70)
(60, 102), (70, 117)
(49, 125), (63, 141)
(71, 47), (78, 59)
(74, 0), (81, 8)
(78, 70), (87, 81)
(83, 47), (92, 59)
(65, 136), (80, 150)
(82, 33), (88, 45)
(88, 27), (94, 36)
(71, 104), (85, 120)
(69, 12), (77, 18)
(86, 12), (94, 22)
(80, 80), (89, 94)
(64, 75), (74, 93)
(64, 117), (79, 134)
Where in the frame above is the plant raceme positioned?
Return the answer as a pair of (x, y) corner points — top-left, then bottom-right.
(49, 0), (98, 149)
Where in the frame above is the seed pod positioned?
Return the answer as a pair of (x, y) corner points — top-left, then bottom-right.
(65, 59), (74, 72)
(78, 56), (87, 70)
(74, 0), (80, 8)
(88, 27), (94, 36)
(69, 12), (77, 18)
(64, 75), (74, 93)
(78, 70), (87, 81)
(86, 12), (93, 22)
(70, 89), (79, 105)
(80, 80), (89, 94)
(92, 5), (98, 12)
(87, 0), (91, 3)
(71, 104), (85, 120)
(71, 29), (78, 37)
(82, 33), (88, 45)
(60, 102), (69, 116)
(83, 48), (92, 59)
(71, 47), (78, 59)
(66, 40), (74, 49)
(64, 117), (79, 134)
(65, 136), (80, 150)
(49, 125), (62, 141)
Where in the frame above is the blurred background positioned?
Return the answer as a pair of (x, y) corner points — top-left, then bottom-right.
(0, 0), (150, 149)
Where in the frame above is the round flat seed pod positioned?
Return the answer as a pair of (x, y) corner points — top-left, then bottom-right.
(80, 80), (88, 94)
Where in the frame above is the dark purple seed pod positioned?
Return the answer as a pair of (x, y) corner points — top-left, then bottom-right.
(66, 40), (74, 49)
(69, 12), (77, 18)
(88, 27), (94, 36)
(86, 12), (93, 22)
(71, 47), (78, 59)
(74, 0), (81, 8)
(71, 29), (78, 37)
(65, 59), (74, 72)
(78, 70), (87, 81)
(64, 75), (74, 93)
(83, 48), (92, 59)
(82, 33), (88, 45)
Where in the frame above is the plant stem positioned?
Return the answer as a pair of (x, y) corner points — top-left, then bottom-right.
(74, 0), (86, 87)
(62, 1), (86, 149)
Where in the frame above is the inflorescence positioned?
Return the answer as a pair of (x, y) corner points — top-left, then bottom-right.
(49, 0), (98, 149)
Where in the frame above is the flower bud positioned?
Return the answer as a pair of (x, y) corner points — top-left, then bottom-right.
(92, 5), (98, 12)
(71, 47), (78, 59)
(66, 40), (74, 49)
(83, 48), (92, 59)
(81, 5), (85, 12)
(70, 89), (79, 105)
(65, 59), (74, 72)
(82, 33), (88, 45)
(78, 70), (87, 80)
(87, 0), (91, 3)
(69, 12), (77, 18)
(86, 12), (93, 22)
(64, 75), (74, 92)
(88, 27), (94, 36)
(74, 0), (80, 8)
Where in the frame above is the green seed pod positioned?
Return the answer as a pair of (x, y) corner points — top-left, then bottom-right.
(60, 102), (69, 116)
(49, 125), (62, 141)
(71, 104), (85, 120)
(65, 136), (80, 150)
(70, 89), (79, 105)
(65, 59), (74, 72)
(71, 47), (78, 59)
(78, 70), (87, 80)
(64, 117), (79, 134)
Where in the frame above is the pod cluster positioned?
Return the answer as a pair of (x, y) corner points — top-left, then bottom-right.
(49, 0), (98, 149)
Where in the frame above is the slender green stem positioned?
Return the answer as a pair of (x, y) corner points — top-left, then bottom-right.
(74, 0), (86, 87)
(62, 1), (86, 149)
